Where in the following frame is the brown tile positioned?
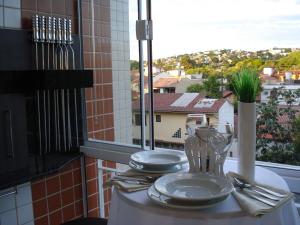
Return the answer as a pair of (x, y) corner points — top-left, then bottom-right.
(22, 0), (37, 10)
(95, 70), (102, 84)
(60, 172), (73, 190)
(87, 179), (98, 196)
(81, 2), (90, 19)
(84, 52), (92, 68)
(103, 84), (112, 99)
(74, 184), (82, 201)
(35, 216), (49, 225)
(107, 161), (116, 169)
(83, 36), (91, 52)
(49, 210), (62, 225)
(95, 53), (102, 68)
(62, 188), (74, 206)
(82, 19), (91, 35)
(33, 199), (47, 218)
(72, 159), (81, 169)
(86, 101), (93, 117)
(85, 157), (96, 165)
(96, 100), (103, 115)
(65, 0), (77, 17)
(75, 200), (83, 216)
(88, 208), (99, 218)
(104, 204), (109, 217)
(94, 4), (100, 21)
(87, 117), (93, 132)
(52, 0), (66, 15)
(21, 10), (34, 30)
(107, 187), (112, 202)
(94, 115), (104, 131)
(103, 114), (113, 129)
(104, 189), (108, 203)
(94, 131), (104, 140)
(31, 179), (46, 200)
(73, 168), (82, 185)
(37, 0), (51, 13)
(103, 99), (113, 114)
(104, 128), (114, 141)
(86, 164), (97, 180)
(100, 7), (110, 23)
(85, 88), (93, 101)
(62, 204), (75, 222)
(95, 85), (103, 99)
(47, 193), (62, 212)
(87, 194), (98, 210)
(46, 176), (60, 195)
(102, 69), (112, 83)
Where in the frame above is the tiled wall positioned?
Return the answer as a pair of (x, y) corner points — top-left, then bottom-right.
(31, 160), (84, 225)
(111, 0), (132, 144)
(21, 0), (78, 32)
(83, 0), (115, 141)
(0, 183), (34, 225)
(0, 0), (21, 28)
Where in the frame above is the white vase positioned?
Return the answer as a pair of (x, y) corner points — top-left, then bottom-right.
(237, 102), (256, 182)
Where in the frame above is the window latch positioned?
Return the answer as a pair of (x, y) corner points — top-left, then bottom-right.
(136, 20), (153, 40)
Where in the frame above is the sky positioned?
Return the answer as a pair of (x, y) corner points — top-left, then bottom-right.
(128, 0), (300, 60)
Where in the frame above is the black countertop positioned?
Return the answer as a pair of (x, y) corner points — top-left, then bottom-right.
(0, 152), (82, 190)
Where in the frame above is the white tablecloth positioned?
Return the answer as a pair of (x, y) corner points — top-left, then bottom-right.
(108, 160), (300, 225)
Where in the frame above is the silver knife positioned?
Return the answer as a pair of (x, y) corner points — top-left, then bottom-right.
(242, 189), (276, 207)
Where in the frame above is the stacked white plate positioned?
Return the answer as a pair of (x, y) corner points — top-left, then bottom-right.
(148, 172), (234, 209)
(129, 149), (188, 173)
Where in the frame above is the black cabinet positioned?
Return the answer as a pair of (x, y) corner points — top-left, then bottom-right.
(0, 94), (28, 174)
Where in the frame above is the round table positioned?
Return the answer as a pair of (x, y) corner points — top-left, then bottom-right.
(107, 160), (300, 225)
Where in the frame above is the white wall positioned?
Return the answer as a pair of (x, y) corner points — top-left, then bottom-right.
(0, 183), (34, 225)
(218, 101), (234, 128)
(111, 0), (132, 144)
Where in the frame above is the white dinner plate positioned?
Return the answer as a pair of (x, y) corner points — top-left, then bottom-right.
(154, 172), (233, 201)
(129, 160), (188, 174)
(147, 185), (226, 209)
(130, 150), (187, 167)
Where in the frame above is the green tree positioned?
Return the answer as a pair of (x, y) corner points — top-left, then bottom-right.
(277, 51), (300, 70)
(256, 87), (300, 165)
(186, 83), (203, 93)
(203, 75), (222, 98)
(186, 76), (222, 98)
(180, 55), (195, 70)
(130, 60), (139, 70)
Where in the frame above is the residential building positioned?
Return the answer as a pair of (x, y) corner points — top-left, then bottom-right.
(132, 93), (234, 149)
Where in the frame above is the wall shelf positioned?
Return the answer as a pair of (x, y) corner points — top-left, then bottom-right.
(0, 70), (93, 93)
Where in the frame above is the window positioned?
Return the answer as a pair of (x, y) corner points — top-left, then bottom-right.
(135, 114), (141, 126)
(156, 115), (161, 122)
(172, 128), (182, 138)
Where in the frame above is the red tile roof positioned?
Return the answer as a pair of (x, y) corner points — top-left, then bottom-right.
(132, 93), (226, 114)
(222, 90), (233, 98)
(153, 78), (179, 88)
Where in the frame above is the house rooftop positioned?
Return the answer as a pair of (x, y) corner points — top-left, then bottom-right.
(133, 93), (226, 113)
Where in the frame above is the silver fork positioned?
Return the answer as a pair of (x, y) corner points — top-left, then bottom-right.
(233, 178), (282, 201)
(234, 177), (288, 198)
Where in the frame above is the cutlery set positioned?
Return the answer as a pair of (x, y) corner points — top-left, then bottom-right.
(233, 177), (288, 207)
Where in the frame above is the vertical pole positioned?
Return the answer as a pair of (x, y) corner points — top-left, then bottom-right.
(137, 0), (146, 149)
(80, 155), (88, 217)
(146, 0), (154, 150)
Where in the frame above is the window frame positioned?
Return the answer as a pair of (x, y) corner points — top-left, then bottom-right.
(79, 0), (300, 202)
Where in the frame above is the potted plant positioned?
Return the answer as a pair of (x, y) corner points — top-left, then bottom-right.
(232, 68), (261, 182)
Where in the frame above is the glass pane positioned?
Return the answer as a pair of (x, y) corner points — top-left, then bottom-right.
(150, 0), (300, 167)
(83, 0), (144, 146)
